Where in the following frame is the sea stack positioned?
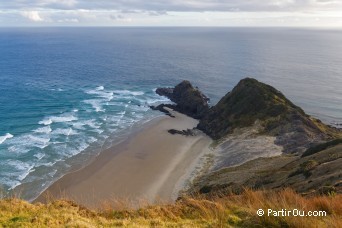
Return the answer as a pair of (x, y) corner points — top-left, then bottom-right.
(156, 80), (210, 119)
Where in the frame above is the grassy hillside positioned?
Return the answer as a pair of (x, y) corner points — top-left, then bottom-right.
(197, 78), (341, 153)
(190, 143), (342, 197)
(0, 189), (341, 227)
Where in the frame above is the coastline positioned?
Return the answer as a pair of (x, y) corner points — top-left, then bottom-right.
(35, 109), (212, 209)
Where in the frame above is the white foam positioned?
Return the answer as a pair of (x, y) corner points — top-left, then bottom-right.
(87, 137), (97, 144)
(28, 135), (51, 149)
(53, 128), (78, 136)
(146, 97), (171, 105)
(48, 169), (57, 177)
(34, 152), (45, 160)
(91, 129), (104, 134)
(113, 90), (144, 96)
(39, 119), (52, 125)
(6, 180), (21, 190)
(0, 133), (13, 144)
(64, 141), (89, 157)
(33, 126), (52, 134)
(83, 119), (101, 129)
(39, 115), (78, 125)
(18, 167), (35, 181)
(107, 101), (125, 106)
(72, 119), (101, 130)
(5, 160), (35, 185)
(42, 159), (61, 167)
(76, 141), (89, 152)
(6, 133), (50, 152)
(86, 88), (114, 101)
(72, 122), (86, 130)
(84, 99), (105, 112)
(118, 110), (126, 115)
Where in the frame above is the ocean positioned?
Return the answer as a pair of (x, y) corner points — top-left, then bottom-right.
(0, 27), (341, 200)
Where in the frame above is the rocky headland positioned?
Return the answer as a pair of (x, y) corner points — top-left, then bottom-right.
(153, 78), (342, 196)
(156, 78), (341, 154)
(154, 80), (209, 119)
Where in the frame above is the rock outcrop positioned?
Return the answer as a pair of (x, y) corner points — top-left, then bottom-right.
(168, 129), (196, 136)
(197, 78), (341, 153)
(154, 78), (342, 196)
(156, 80), (209, 119)
(155, 78), (341, 153)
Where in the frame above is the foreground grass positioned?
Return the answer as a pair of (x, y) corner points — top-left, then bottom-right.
(0, 189), (341, 227)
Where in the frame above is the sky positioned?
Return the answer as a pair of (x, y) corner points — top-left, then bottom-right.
(0, 0), (341, 27)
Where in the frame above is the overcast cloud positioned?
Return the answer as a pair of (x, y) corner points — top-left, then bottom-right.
(0, 0), (341, 26)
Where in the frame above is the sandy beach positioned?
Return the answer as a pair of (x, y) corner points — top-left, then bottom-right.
(35, 109), (212, 209)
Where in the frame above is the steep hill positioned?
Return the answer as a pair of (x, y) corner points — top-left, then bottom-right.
(197, 78), (341, 153)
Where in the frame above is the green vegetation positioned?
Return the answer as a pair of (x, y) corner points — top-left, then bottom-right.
(302, 139), (342, 157)
(197, 78), (341, 153)
(190, 144), (341, 196)
(198, 78), (305, 139)
(289, 160), (319, 178)
(1, 189), (341, 227)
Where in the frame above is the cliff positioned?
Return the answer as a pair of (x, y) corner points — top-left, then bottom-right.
(154, 79), (342, 196)
(197, 78), (341, 153)
(156, 78), (341, 153)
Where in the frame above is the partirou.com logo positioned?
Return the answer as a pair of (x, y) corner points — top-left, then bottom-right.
(257, 208), (327, 217)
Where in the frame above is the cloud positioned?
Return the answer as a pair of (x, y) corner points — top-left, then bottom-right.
(57, 18), (79, 23)
(2, 0), (342, 12)
(147, 11), (168, 16)
(109, 14), (132, 23)
(21, 11), (44, 22)
(110, 14), (125, 21)
(1, 0), (341, 26)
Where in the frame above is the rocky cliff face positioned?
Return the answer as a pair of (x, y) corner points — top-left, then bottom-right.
(197, 78), (340, 153)
(188, 140), (342, 196)
(155, 78), (341, 153)
(154, 78), (342, 196)
(156, 80), (209, 119)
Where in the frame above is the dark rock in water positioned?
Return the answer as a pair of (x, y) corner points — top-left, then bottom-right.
(156, 80), (209, 119)
(156, 87), (174, 98)
(197, 78), (341, 153)
(168, 129), (195, 136)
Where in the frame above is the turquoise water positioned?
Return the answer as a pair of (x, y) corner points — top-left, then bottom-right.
(0, 27), (341, 200)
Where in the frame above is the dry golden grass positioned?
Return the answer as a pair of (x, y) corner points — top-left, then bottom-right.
(0, 189), (341, 227)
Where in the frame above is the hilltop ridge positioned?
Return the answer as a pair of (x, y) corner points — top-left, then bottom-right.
(154, 78), (342, 197)
(156, 78), (341, 153)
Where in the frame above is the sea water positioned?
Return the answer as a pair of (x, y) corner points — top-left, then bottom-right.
(0, 27), (341, 200)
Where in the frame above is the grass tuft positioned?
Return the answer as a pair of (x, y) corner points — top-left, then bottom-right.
(0, 188), (341, 227)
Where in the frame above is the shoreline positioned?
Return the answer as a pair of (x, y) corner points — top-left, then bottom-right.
(35, 109), (212, 209)
(11, 114), (166, 203)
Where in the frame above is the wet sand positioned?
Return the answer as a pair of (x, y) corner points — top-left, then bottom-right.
(35, 109), (212, 209)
